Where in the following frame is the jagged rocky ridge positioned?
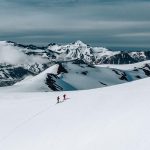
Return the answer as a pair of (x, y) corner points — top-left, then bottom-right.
(1, 40), (150, 88)
(45, 60), (150, 91)
(5, 40), (150, 64)
(1, 59), (150, 91)
(0, 63), (54, 86)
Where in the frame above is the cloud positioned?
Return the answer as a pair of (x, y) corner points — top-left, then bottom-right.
(0, 41), (48, 65)
(117, 32), (150, 37)
(0, 0), (150, 48)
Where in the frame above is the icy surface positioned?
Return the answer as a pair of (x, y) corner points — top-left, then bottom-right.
(0, 78), (150, 150)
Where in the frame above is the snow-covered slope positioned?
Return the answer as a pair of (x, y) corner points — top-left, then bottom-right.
(0, 63), (53, 87)
(97, 60), (150, 70)
(1, 40), (150, 88)
(0, 41), (52, 86)
(0, 78), (150, 150)
(48, 60), (150, 90)
(47, 40), (95, 63)
(1, 40), (150, 66)
(1, 60), (150, 92)
(47, 40), (150, 64)
(0, 64), (59, 92)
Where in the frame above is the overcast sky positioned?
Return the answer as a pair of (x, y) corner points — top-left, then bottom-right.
(0, 0), (150, 49)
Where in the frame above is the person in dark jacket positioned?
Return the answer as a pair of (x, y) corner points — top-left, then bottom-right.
(57, 96), (60, 103)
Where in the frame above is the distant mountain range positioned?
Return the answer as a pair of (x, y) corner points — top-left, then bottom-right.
(7, 40), (150, 64)
(0, 40), (150, 88)
(1, 59), (150, 92)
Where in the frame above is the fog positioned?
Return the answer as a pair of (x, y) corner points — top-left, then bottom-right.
(0, 41), (48, 65)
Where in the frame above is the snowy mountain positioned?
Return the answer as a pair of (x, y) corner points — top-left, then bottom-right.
(0, 63), (53, 87)
(47, 40), (150, 64)
(1, 60), (150, 92)
(3, 40), (150, 64)
(45, 60), (150, 91)
(0, 77), (150, 150)
(1, 40), (150, 66)
(1, 40), (150, 88)
(0, 41), (150, 150)
(0, 41), (53, 86)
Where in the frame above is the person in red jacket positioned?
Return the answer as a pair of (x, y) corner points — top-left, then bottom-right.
(63, 94), (66, 100)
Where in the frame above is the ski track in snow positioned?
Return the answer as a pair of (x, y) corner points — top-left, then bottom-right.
(0, 104), (53, 143)
(0, 93), (71, 145)
(0, 78), (150, 150)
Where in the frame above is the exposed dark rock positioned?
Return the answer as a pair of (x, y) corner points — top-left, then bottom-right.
(0, 67), (33, 87)
(136, 75), (142, 79)
(72, 59), (87, 65)
(119, 72), (128, 81)
(0, 63), (51, 87)
(112, 69), (120, 75)
(81, 71), (88, 75)
(99, 82), (107, 86)
(7, 41), (46, 50)
(102, 52), (137, 64)
(46, 74), (63, 91)
(142, 69), (150, 76)
(133, 68), (139, 72)
(143, 64), (150, 70)
(57, 63), (68, 74)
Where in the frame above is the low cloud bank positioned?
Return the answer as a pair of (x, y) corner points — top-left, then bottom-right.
(0, 41), (48, 65)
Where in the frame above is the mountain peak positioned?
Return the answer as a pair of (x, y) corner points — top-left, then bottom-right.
(74, 40), (87, 46)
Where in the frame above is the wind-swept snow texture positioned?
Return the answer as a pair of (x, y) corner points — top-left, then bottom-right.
(0, 78), (150, 150)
